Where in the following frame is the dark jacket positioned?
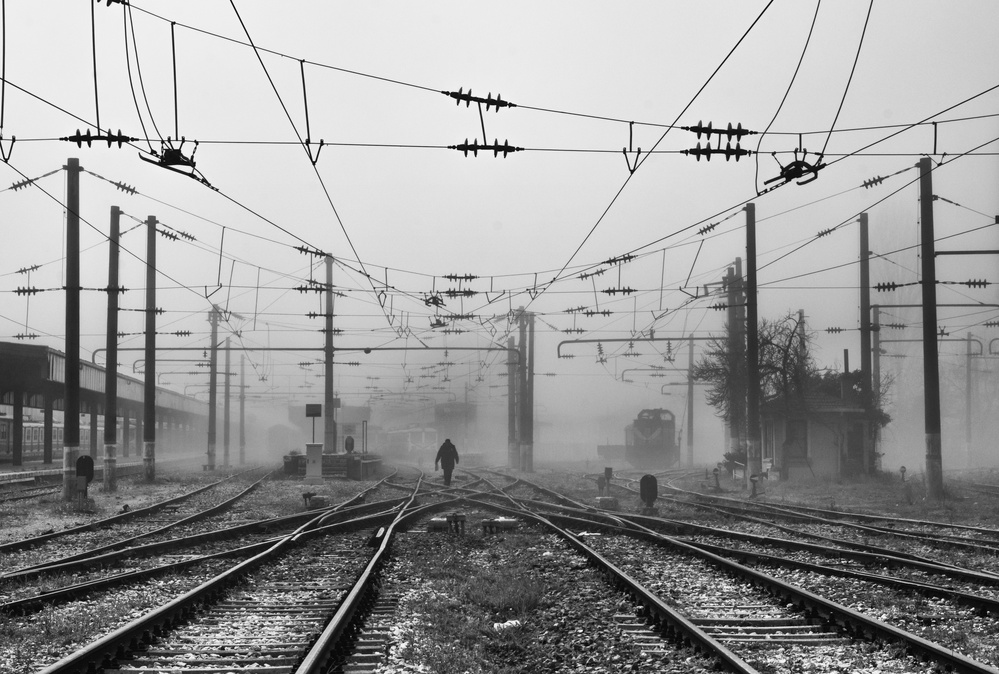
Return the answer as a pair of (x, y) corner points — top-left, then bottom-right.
(435, 440), (459, 470)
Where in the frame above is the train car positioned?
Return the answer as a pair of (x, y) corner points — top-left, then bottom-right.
(624, 408), (678, 470)
(0, 418), (136, 463)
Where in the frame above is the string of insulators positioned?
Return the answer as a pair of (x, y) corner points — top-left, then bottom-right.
(449, 139), (523, 158)
(318, 327), (344, 335)
(578, 269), (605, 280)
(961, 279), (990, 288)
(442, 88), (516, 111)
(562, 328), (584, 334)
(16, 265), (40, 274)
(449, 313), (477, 320)
(682, 141), (751, 162)
(884, 323), (907, 330)
(817, 228), (834, 238)
(444, 289), (478, 298)
(443, 273), (478, 281)
(862, 175), (885, 189)
(61, 128), (132, 148)
(698, 222), (719, 236)
(295, 245), (327, 257)
(111, 180), (136, 195)
(14, 333), (38, 340)
(565, 306), (587, 314)
(825, 327), (843, 333)
(306, 312), (335, 319)
(681, 121), (757, 140)
(583, 310), (613, 317)
(604, 254), (635, 265)
(602, 287), (635, 295)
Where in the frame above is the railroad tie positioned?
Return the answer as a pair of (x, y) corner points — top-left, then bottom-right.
(690, 617), (849, 646)
(612, 614), (673, 656)
(340, 591), (404, 673)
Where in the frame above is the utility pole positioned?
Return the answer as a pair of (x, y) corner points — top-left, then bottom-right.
(859, 213), (872, 394)
(518, 308), (528, 471)
(525, 311), (535, 472)
(62, 158), (82, 501)
(239, 355), (246, 465)
(103, 206), (121, 492)
(143, 215), (157, 482)
(223, 337), (231, 467)
(725, 265), (741, 458)
(919, 156), (944, 498)
(324, 255), (337, 454)
(507, 335), (518, 469)
(686, 336), (695, 467)
(872, 304), (881, 471)
(859, 212), (874, 473)
(745, 203), (762, 480)
(207, 306), (219, 470)
(966, 332), (973, 469)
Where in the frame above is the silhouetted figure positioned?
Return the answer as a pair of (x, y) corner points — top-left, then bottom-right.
(435, 438), (459, 486)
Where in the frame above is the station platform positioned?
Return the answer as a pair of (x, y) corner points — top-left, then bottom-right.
(0, 454), (206, 483)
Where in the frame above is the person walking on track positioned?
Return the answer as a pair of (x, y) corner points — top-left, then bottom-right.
(435, 438), (459, 486)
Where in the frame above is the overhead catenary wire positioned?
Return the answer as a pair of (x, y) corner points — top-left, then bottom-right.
(754, 0), (822, 194)
(817, 0), (874, 160)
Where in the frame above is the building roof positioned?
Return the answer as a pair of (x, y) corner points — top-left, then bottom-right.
(761, 389), (866, 418)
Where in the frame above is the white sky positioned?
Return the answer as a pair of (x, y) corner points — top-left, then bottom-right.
(1, 1), (997, 459)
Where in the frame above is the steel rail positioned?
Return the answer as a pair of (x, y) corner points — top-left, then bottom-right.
(2, 503), (408, 616)
(0, 473), (239, 556)
(11, 471), (272, 574)
(689, 540), (999, 617)
(457, 496), (762, 674)
(31, 495), (405, 674)
(476, 494), (999, 674)
(1, 494), (409, 584)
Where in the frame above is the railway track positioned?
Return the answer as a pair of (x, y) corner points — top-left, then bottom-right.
(11, 465), (999, 673)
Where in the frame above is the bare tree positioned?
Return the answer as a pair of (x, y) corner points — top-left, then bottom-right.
(694, 311), (815, 436)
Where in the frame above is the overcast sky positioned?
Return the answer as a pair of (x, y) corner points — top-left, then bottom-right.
(1, 1), (997, 459)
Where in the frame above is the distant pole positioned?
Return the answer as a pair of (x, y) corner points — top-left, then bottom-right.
(859, 213), (872, 395)
(966, 332), (973, 469)
(745, 203), (762, 481)
(103, 206), (121, 492)
(725, 265), (739, 458)
(63, 158), (81, 501)
(207, 306), (219, 470)
(239, 355), (246, 465)
(686, 336), (694, 467)
(223, 337), (231, 467)
(859, 212), (873, 474)
(918, 157), (943, 498)
(324, 255), (337, 453)
(872, 304), (881, 470)
(525, 311), (535, 472)
(734, 257), (746, 457)
(518, 308), (528, 470)
(507, 335), (517, 468)
(143, 215), (157, 481)
(872, 305), (881, 406)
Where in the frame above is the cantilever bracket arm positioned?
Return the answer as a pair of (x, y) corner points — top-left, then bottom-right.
(557, 334), (717, 359)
